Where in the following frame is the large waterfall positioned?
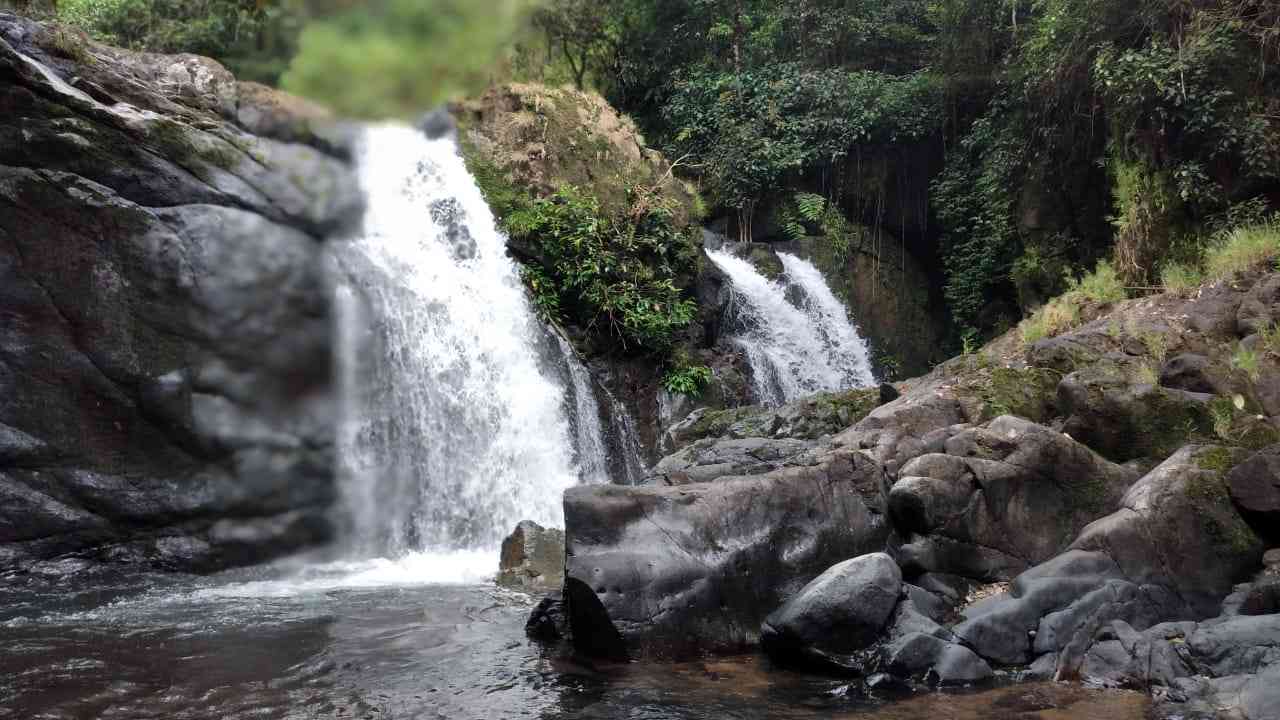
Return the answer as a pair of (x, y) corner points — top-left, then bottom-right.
(708, 247), (876, 405)
(333, 125), (582, 565)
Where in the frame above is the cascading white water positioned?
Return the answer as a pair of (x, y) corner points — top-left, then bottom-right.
(333, 124), (580, 567)
(552, 334), (611, 485)
(707, 247), (876, 405)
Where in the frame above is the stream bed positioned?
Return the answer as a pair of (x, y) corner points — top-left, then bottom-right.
(0, 557), (1150, 720)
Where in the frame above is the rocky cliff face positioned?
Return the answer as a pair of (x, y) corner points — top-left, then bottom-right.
(0, 14), (359, 572)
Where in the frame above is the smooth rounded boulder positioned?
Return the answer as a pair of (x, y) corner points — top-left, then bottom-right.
(761, 552), (901, 670)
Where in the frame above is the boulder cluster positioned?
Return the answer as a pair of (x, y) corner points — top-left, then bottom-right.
(522, 267), (1280, 719)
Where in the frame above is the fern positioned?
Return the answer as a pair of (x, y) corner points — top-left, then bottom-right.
(794, 193), (827, 222)
(778, 207), (808, 242)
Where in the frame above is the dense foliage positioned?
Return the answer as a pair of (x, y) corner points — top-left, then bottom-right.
(529, 0), (1280, 341)
(470, 158), (701, 355)
(36, 0), (1280, 345)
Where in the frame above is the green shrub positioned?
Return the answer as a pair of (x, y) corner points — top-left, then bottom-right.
(56, 0), (301, 84)
(662, 364), (713, 397)
(475, 167), (699, 354)
(1233, 344), (1262, 382)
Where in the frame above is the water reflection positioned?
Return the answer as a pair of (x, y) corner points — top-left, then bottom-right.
(0, 565), (1149, 720)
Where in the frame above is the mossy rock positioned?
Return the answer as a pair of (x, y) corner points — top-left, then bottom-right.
(454, 83), (699, 227)
(948, 361), (1061, 425)
(743, 244), (783, 280)
(1187, 447), (1263, 557)
(667, 387), (884, 450)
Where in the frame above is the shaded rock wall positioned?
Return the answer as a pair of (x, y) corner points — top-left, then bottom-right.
(0, 14), (359, 572)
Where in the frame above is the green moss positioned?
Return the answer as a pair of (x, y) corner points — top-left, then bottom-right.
(146, 119), (240, 174)
(41, 25), (94, 65)
(1187, 456), (1259, 556)
(1064, 471), (1114, 518)
(827, 388), (883, 427)
(969, 366), (1061, 423)
(745, 245), (784, 279)
(685, 407), (759, 441)
(1195, 446), (1238, 474)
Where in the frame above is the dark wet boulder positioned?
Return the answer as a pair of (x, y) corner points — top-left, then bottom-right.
(952, 446), (1264, 675)
(525, 594), (568, 643)
(833, 374), (969, 476)
(0, 14), (354, 572)
(1227, 445), (1280, 542)
(888, 416), (1139, 581)
(561, 462), (890, 659)
(497, 521), (565, 592)
(1160, 353), (1234, 396)
(760, 553), (902, 670)
(882, 632), (993, 685)
(1237, 274), (1280, 337)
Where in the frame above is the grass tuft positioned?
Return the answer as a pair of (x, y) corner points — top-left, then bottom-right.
(1205, 222), (1280, 280)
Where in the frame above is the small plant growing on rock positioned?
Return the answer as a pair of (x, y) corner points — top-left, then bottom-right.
(1136, 362), (1160, 387)
(662, 364), (713, 398)
(1233, 344), (1261, 382)
(1260, 323), (1280, 356)
(1071, 259), (1126, 304)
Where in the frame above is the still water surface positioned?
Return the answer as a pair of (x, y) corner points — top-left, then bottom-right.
(0, 557), (1149, 720)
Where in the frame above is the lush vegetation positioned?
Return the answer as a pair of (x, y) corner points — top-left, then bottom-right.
(524, 0), (1280, 344)
(469, 156), (701, 356)
(33, 0), (1280, 349)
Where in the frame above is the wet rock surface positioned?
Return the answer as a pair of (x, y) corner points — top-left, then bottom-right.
(0, 13), (356, 572)
(560, 462), (890, 659)
(498, 521), (565, 592)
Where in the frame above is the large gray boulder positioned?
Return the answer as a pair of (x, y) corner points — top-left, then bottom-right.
(0, 14), (357, 571)
(952, 446), (1264, 675)
(561, 459), (890, 659)
(889, 416), (1139, 581)
(760, 553), (902, 668)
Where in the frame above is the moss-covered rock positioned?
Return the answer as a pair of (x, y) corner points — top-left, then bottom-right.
(666, 387), (884, 451)
(454, 83), (699, 226)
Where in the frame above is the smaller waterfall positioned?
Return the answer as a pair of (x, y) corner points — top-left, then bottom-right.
(708, 247), (876, 405)
(603, 392), (648, 485)
(551, 334), (611, 485)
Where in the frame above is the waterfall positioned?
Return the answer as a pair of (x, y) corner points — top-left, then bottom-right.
(603, 392), (647, 485)
(707, 247), (876, 405)
(551, 333), (611, 485)
(333, 125), (580, 562)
